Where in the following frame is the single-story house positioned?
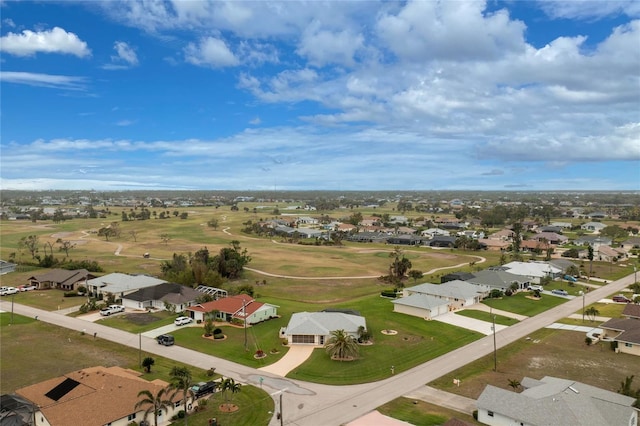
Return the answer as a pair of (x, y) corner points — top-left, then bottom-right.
(421, 228), (450, 238)
(186, 295), (278, 325)
(296, 216), (318, 225)
(574, 235), (613, 249)
(441, 272), (475, 283)
(600, 304), (640, 357)
(581, 221), (607, 233)
(487, 229), (514, 241)
(0, 393), (37, 426)
(597, 245), (627, 262)
(550, 221), (573, 229)
(86, 273), (167, 298)
(529, 232), (568, 245)
(426, 236), (457, 247)
(537, 225), (564, 234)
(477, 239), (510, 251)
(501, 261), (562, 283)
(621, 237), (640, 251)
(121, 283), (201, 312)
(280, 311), (366, 345)
(391, 294), (450, 320)
(28, 269), (96, 291)
(477, 376), (638, 426)
(465, 269), (531, 292)
(403, 280), (482, 309)
(386, 234), (424, 245)
(347, 232), (389, 243)
(15, 366), (183, 426)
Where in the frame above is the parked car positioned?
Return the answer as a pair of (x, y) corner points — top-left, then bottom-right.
(612, 295), (632, 303)
(528, 285), (544, 292)
(100, 305), (125, 316)
(0, 287), (18, 296)
(174, 316), (193, 326)
(191, 381), (217, 398)
(156, 334), (175, 346)
(551, 289), (568, 296)
(18, 285), (37, 292)
(563, 275), (578, 282)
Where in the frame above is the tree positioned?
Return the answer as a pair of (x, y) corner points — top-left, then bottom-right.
(601, 225), (628, 245)
(180, 212), (189, 220)
(511, 222), (523, 260)
(408, 270), (424, 283)
(585, 306), (600, 321)
(135, 387), (176, 426)
(618, 375), (640, 407)
(129, 230), (139, 242)
(142, 356), (155, 373)
(160, 234), (171, 245)
(19, 235), (39, 259)
(98, 226), (116, 241)
(508, 379), (521, 392)
(588, 245), (594, 278)
(388, 247), (412, 286)
(220, 378), (241, 407)
(207, 218), (219, 230)
(169, 366), (195, 426)
(56, 238), (76, 257)
(324, 329), (359, 361)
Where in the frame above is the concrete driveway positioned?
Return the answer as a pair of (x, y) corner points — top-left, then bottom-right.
(434, 312), (508, 335)
(258, 345), (315, 376)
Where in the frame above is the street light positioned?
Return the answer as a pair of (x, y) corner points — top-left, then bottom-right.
(242, 298), (248, 351)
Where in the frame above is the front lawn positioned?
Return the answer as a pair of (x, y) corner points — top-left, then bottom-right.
(7, 289), (85, 311)
(455, 310), (519, 326)
(481, 292), (566, 316)
(98, 310), (176, 333)
(377, 397), (480, 426)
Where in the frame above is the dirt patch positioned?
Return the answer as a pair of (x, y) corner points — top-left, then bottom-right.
(218, 403), (239, 412)
(123, 313), (163, 326)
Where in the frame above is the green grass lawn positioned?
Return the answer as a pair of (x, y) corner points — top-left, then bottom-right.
(455, 310), (519, 326)
(482, 292), (567, 316)
(0, 313), (273, 426)
(581, 302), (626, 318)
(4, 289), (85, 311)
(377, 397), (480, 425)
(98, 310), (176, 333)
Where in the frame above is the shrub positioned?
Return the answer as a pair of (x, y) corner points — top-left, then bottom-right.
(489, 289), (504, 298)
(214, 334), (225, 339)
(206, 368), (216, 377)
(213, 328), (222, 335)
(63, 291), (79, 297)
(473, 410), (478, 420)
(381, 290), (398, 298)
(585, 337), (593, 346)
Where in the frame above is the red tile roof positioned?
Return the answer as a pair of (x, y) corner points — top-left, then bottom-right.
(187, 295), (262, 318)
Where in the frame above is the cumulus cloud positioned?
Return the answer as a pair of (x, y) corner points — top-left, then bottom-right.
(536, 0), (640, 20)
(296, 21), (364, 67)
(0, 71), (87, 90)
(103, 41), (139, 69)
(0, 27), (91, 57)
(184, 36), (239, 67)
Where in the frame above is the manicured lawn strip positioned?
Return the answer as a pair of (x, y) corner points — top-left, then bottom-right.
(481, 293), (566, 316)
(98, 310), (176, 333)
(377, 397), (480, 426)
(582, 302), (626, 318)
(178, 385), (273, 426)
(455, 310), (519, 326)
(6, 289), (84, 311)
(0, 313), (273, 426)
(286, 296), (482, 385)
(429, 328), (638, 400)
(171, 317), (291, 368)
(555, 318), (603, 326)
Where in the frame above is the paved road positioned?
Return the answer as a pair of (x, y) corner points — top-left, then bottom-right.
(2, 272), (635, 426)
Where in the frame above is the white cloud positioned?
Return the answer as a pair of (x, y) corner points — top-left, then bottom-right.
(2, 18), (16, 28)
(0, 27), (91, 57)
(0, 71), (87, 90)
(536, 0), (640, 20)
(103, 41), (139, 70)
(116, 119), (136, 126)
(184, 36), (239, 67)
(249, 117), (261, 125)
(296, 21), (364, 67)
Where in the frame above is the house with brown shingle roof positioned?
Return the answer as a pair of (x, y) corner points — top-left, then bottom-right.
(15, 366), (183, 426)
(186, 295), (278, 325)
(28, 269), (96, 291)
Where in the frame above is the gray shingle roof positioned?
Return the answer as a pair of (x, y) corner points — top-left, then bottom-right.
(123, 283), (201, 305)
(405, 280), (482, 300)
(477, 376), (637, 426)
(284, 312), (366, 336)
(391, 294), (449, 310)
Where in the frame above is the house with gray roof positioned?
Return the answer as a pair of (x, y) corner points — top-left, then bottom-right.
(465, 269), (531, 292)
(581, 221), (607, 233)
(403, 280), (482, 309)
(575, 235), (613, 248)
(621, 237), (640, 251)
(501, 261), (561, 283)
(0, 260), (17, 275)
(86, 273), (167, 298)
(600, 306), (640, 357)
(121, 282), (201, 312)
(280, 311), (366, 345)
(28, 269), (96, 291)
(391, 294), (450, 320)
(477, 376), (638, 426)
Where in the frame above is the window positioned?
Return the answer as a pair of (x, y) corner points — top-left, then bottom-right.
(625, 343), (633, 348)
(127, 413), (136, 421)
(175, 402), (182, 408)
(488, 411), (494, 417)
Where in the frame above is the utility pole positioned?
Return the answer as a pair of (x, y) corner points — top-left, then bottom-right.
(271, 389), (287, 426)
(243, 299), (248, 351)
(492, 313), (497, 372)
(11, 292), (15, 325)
(581, 290), (586, 323)
(139, 333), (142, 367)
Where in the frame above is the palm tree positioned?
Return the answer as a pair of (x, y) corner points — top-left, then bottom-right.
(508, 379), (521, 392)
(585, 306), (600, 321)
(324, 329), (359, 361)
(135, 387), (176, 426)
(220, 378), (241, 407)
(142, 356), (155, 373)
(170, 366), (195, 426)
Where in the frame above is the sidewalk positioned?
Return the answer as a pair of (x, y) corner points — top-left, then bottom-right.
(434, 312), (507, 336)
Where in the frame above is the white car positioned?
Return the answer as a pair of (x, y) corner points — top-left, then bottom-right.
(19, 285), (37, 292)
(99, 305), (125, 316)
(174, 316), (193, 326)
(0, 287), (18, 296)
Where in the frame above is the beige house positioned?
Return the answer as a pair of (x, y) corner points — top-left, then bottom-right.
(15, 366), (183, 426)
(391, 294), (450, 320)
(600, 304), (640, 356)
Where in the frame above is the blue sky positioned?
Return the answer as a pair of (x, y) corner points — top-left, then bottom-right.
(1, 0), (639, 191)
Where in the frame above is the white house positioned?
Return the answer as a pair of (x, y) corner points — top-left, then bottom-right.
(403, 280), (482, 310)
(186, 295), (278, 325)
(501, 261), (562, 284)
(477, 376), (638, 426)
(86, 273), (167, 298)
(581, 221), (607, 233)
(391, 294), (450, 320)
(280, 311), (366, 345)
(121, 283), (201, 312)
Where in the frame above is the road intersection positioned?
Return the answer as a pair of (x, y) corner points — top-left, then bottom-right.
(1, 271), (635, 426)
